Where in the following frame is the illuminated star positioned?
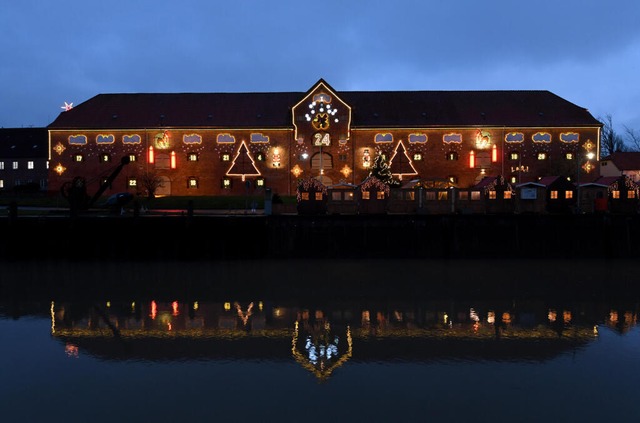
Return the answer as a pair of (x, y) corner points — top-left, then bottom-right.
(61, 102), (73, 111)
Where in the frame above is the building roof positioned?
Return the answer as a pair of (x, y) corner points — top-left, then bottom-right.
(47, 86), (602, 130)
(516, 176), (566, 188)
(582, 175), (640, 188)
(0, 127), (48, 158)
(602, 152), (640, 171)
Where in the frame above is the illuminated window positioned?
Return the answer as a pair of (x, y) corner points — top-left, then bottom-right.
(550, 191), (558, 199)
(331, 192), (342, 201)
(27, 161), (34, 170)
(446, 151), (458, 161)
(458, 191), (468, 200)
(0, 162), (3, 170)
(628, 190), (636, 199)
(188, 153), (198, 162)
(405, 191), (415, 201)
(222, 154), (230, 162)
(222, 178), (231, 189)
(315, 192), (323, 201)
(413, 153), (422, 161)
(537, 152), (547, 160)
(0, 179), (3, 188)
(128, 178), (137, 187)
(437, 191), (448, 200)
(301, 192), (309, 201)
(612, 190), (620, 199)
(509, 152), (519, 161)
(425, 191), (436, 200)
(188, 177), (199, 188)
(504, 191), (512, 199)
(100, 154), (111, 163)
(12, 161), (18, 170)
(362, 191), (370, 200)
(565, 190), (573, 199)
(471, 191), (481, 200)
(376, 191), (385, 200)
(489, 191), (497, 199)
(256, 178), (265, 187)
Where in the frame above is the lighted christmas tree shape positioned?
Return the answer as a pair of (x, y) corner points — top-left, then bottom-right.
(226, 141), (261, 181)
(389, 140), (418, 181)
(369, 152), (400, 186)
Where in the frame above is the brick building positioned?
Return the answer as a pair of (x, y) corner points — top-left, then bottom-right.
(46, 79), (602, 199)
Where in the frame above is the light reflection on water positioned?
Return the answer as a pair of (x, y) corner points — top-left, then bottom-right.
(1, 259), (640, 422)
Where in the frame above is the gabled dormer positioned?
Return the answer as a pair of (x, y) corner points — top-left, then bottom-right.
(291, 79), (352, 147)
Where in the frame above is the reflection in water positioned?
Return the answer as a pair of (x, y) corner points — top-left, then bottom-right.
(2, 259), (640, 422)
(44, 293), (637, 379)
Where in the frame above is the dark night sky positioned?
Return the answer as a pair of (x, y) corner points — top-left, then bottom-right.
(2, 0), (639, 134)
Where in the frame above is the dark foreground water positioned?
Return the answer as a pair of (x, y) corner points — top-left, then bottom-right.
(1, 259), (639, 422)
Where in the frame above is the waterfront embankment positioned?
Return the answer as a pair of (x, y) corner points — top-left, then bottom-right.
(0, 213), (638, 261)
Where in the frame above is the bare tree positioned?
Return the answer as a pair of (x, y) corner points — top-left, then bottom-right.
(624, 126), (640, 152)
(139, 170), (164, 200)
(599, 114), (626, 157)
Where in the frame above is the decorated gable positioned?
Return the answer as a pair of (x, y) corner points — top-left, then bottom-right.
(291, 79), (352, 146)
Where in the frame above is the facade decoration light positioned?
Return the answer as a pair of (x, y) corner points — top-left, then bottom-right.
(272, 148), (281, 167)
(291, 164), (303, 178)
(148, 146), (154, 164)
(170, 151), (176, 169)
(53, 142), (66, 155)
(306, 96), (339, 130)
(54, 163), (66, 175)
(469, 150), (475, 168)
(340, 165), (352, 178)
(363, 149), (371, 168)
(492, 144), (498, 162)
(61, 101), (73, 111)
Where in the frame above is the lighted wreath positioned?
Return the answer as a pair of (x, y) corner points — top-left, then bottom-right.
(360, 176), (390, 195)
(296, 177), (328, 201)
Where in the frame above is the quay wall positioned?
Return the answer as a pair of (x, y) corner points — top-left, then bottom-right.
(0, 214), (639, 261)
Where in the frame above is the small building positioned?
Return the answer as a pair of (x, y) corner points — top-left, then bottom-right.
(387, 179), (420, 214)
(357, 176), (389, 214)
(296, 177), (327, 215)
(327, 182), (357, 214)
(471, 175), (516, 214)
(599, 152), (640, 183)
(516, 176), (576, 214)
(580, 175), (640, 214)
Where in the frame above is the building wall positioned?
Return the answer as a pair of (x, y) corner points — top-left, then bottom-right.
(47, 125), (601, 198)
(0, 127), (49, 192)
(47, 84), (601, 199)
